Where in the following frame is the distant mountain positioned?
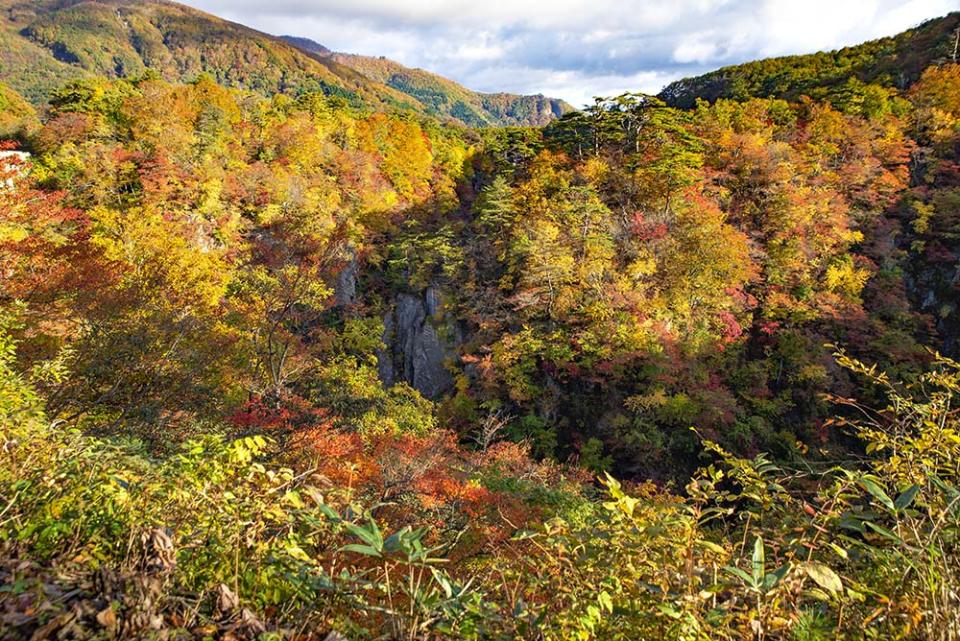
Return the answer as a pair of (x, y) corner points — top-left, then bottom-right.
(279, 35), (330, 56)
(659, 12), (960, 108)
(0, 0), (423, 110)
(280, 36), (573, 127)
(0, 0), (569, 127)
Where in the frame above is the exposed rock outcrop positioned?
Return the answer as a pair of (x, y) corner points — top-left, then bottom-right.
(378, 287), (455, 399)
(333, 257), (358, 307)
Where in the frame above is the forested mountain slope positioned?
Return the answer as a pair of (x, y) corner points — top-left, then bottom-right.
(279, 37), (572, 127)
(0, 0), (568, 126)
(660, 11), (960, 108)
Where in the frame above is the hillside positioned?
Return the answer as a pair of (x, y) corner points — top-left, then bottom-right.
(659, 11), (960, 107)
(0, 80), (38, 140)
(0, 0), (568, 126)
(2, 7), (960, 641)
(3, 62), (960, 640)
(279, 35), (330, 56)
(0, 0), (423, 110)
(280, 38), (573, 127)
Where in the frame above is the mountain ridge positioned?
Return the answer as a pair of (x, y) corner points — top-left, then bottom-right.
(0, 0), (569, 127)
(279, 35), (573, 127)
(659, 11), (960, 108)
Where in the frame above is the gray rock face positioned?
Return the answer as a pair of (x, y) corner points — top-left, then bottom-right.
(334, 257), (358, 306)
(378, 288), (454, 399)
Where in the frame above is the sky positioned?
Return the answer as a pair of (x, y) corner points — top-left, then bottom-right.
(187, 0), (959, 107)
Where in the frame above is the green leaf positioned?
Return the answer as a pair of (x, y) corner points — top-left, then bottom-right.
(695, 539), (726, 555)
(751, 537), (765, 586)
(368, 518), (384, 548)
(725, 566), (756, 589)
(340, 543), (382, 557)
(383, 528), (407, 553)
(762, 564), (790, 592)
(864, 521), (902, 544)
(930, 476), (957, 497)
(894, 485), (920, 511)
(285, 543), (311, 562)
(802, 562), (842, 596)
(656, 603), (682, 620)
(803, 587), (832, 602)
(860, 477), (895, 512)
(598, 591), (614, 613)
(602, 472), (622, 494)
(512, 598), (527, 617)
(620, 495), (640, 517)
(345, 519), (383, 551)
(586, 604), (601, 623)
(317, 504), (340, 522)
(846, 586), (865, 602)
(284, 490), (304, 509)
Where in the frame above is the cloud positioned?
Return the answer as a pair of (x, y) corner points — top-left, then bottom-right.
(672, 36), (722, 64)
(187, 0), (958, 107)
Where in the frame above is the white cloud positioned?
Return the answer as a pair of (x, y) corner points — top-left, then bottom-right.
(187, 0), (959, 106)
(672, 35), (721, 64)
(452, 40), (505, 62)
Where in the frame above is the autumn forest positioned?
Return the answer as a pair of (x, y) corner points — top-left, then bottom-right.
(1, 2), (959, 640)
